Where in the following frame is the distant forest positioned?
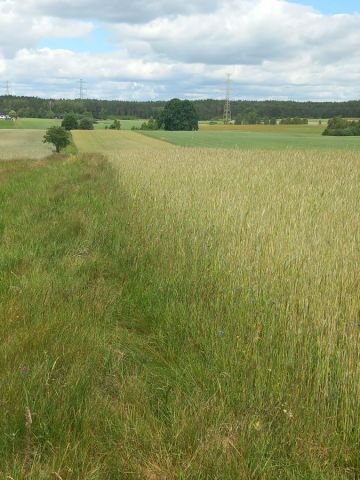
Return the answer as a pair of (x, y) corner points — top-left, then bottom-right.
(1, 95), (360, 120)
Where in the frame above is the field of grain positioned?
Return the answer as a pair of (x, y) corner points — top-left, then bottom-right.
(199, 123), (325, 134)
(0, 130), (53, 159)
(1, 128), (359, 477)
(73, 129), (174, 153)
(106, 146), (360, 477)
(144, 129), (360, 150)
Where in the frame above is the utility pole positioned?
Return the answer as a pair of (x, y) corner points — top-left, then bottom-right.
(223, 74), (232, 124)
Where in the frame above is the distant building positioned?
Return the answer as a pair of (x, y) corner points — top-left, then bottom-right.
(0, 113), (12, 120)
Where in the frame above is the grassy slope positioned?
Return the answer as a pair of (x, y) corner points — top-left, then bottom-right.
(143, 129), (360, 150)
(0, 130), (53, 159)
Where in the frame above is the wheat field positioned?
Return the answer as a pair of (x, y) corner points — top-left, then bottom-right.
(1, 143), (359, 478)
(107, 147), (360, 477)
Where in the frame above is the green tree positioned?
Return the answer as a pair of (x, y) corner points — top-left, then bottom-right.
(43, 127), (71, 153)
(79, 117), (94, 130)
(159, 99), (198, 131)
(61, 114), (78, 131)
(109, 119), (121, 130)
(8, 110), (17, 119)
(140, 117), (159, 130)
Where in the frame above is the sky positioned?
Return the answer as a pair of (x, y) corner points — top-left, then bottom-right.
(1, 0), (360, 101)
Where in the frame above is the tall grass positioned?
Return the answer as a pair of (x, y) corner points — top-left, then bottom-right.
(1, 148), (359, 478)
(108, 147), (360, 478)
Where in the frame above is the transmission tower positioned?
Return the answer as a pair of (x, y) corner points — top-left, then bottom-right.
(5, 81), (10, 96)
(223, 74), (232, 124)
(78, 79), (86, 99)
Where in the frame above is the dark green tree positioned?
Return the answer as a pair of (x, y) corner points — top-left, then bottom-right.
(159, 99), (198, 131)
(61, 114), (78, 130)
(43, 126), (71, 152)
(322, 117), (360, 136)
(109, 119), (121, 130)
(79, 117), (94, 130)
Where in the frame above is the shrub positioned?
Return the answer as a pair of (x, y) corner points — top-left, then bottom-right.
(79, 118), (94, 130)
(61, 114), (78, 131)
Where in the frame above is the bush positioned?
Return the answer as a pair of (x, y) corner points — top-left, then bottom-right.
(140, 118), (159, 130)
(79, 118), (94, 130)
(62, 114), (78, 131)
(279, 117), (308, 125)
(43, 126), (71, 152)
(109, 120), (121, 130)
(323, 117), (360, 136)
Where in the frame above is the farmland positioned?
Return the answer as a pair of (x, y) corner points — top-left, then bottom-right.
(0, 128), (359, 478)
(72, 129), (173, 153)
(0, 130), (53, 159)
(0, 117), (145, 130)
(144, 128), (360, 150)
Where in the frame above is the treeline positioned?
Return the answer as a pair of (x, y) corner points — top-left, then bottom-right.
(1, 95), (360, 120)
(323, 117), (360, 136)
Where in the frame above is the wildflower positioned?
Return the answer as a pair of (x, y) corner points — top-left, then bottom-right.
(218, 330), (225, 337)
(19, 366), (30, 376)
(283, 409), (294, 420)
(254, 420), (262, 431)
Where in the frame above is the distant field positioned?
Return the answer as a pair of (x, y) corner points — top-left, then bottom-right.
(0, 118), (62, 129)
(143, 129), (360, 150)
(73, 129), (174, 153)
(199, 123), (326, 135)
(0, 130), (53, 159)
(94, 119), (145, 130)
(0, 118), (145, 130)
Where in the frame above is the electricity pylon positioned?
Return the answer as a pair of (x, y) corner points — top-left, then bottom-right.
(223, 74), (232, 124)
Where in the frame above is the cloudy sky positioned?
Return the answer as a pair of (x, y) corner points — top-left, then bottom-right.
(0, 0), (359, 101)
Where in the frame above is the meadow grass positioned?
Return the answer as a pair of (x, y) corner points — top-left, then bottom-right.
(0, 130), (53, 159)
(1, 142), (359, 478)
(143, 129), (360, 151)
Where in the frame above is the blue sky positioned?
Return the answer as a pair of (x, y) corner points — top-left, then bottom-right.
(294, 0), (360, 14)
(1, 0), (360, 101)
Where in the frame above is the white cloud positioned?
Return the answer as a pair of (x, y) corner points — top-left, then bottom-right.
(9, 0), (222, 23)
(1, 0), (360, 100)
(0, 1), (93, 56)
(111, 0), (360, 66)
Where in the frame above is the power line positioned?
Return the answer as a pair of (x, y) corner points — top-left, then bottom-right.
(223, 74), (232, 124)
